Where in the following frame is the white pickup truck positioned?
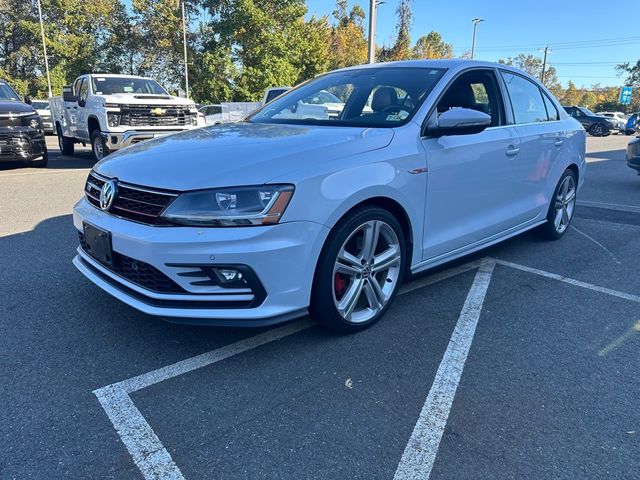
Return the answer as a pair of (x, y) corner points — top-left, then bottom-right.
(50, 74), (199, 160)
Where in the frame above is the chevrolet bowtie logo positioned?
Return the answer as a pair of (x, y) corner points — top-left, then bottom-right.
(150, 107), (166, 116)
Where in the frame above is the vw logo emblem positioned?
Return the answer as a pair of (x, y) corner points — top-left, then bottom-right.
(362, 264), (372, 279)
(99, 180), (117, 211)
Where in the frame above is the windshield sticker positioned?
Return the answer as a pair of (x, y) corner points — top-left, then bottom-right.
(386, 111), (409, 122)
(123, 86), (133, 92)
(95, 78), (106, 82)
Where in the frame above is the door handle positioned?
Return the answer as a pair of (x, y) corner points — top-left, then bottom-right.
(554, 139), (564, 147)
(506, 146), (520, 157)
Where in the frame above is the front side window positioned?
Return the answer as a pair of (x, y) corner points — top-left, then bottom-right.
(249, 67), (446, 128)
(437, 69), (505, 126)
(0, 82), (20, 101)
(78, 79), (89, 103)
(91, 76), (168, 95)
(501, 71), (548, 124)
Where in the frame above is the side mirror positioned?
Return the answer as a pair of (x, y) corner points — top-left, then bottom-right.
(428, 108), (492, 137)
(24, 95), (32, 105)
(62, 86), (77, 103)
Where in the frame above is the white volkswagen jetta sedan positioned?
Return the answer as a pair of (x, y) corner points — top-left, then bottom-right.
(73, 60), (585, 332)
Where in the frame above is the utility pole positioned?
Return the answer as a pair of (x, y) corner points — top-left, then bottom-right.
(181, 0), (189, 98)
(470, 18), (485, 60)
(36, 0), (52, 97)
(539, 45), (552, 84)
(368, 0), (378, 64)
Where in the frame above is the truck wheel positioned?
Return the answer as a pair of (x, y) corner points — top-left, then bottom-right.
(31, 147), (48, 168)
(91, 130), (109, 161)
(57, 128), (74, 155)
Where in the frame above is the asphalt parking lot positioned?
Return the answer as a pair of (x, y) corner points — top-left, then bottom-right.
(1, 134), (639, 479)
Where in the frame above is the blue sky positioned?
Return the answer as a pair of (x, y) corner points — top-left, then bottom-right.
(306, 0), (640, 87)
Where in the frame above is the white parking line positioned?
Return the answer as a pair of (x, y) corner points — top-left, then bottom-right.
(93, 258), (481, 480)
(393, 259), (496, 480)
(93, 256), (640, 479)
(577, 200), (640, 214)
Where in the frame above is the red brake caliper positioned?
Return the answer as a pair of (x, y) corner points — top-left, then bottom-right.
(334, 273), (347, 299)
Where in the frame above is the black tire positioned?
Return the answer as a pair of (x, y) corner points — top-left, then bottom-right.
(31, 147), (48, 168)
(535, 169), (578, 240)
(57, 126), (74, 155)
(91, 129), (109, 161)
(310, 206), (407, 333)
(589, 123), (605, 137)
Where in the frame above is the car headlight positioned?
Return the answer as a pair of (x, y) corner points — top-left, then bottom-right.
(22, 115), (41, 129)
(190, 114), (198, 126)
(160, 185), (295, 226)
(107, 113), (120, 127)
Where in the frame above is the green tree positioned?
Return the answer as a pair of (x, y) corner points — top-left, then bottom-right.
(561, 81), (582, 106)
(412, 31), (453, 59)
(329, 0), (367, 69)
(379, 0), (413, 62)
(498, 54), (560, 92)
(616, 60), (640, 86)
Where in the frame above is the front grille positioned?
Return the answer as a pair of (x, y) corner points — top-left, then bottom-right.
(0, 133), (30, 156)
(85, 172), (178, 225)
(0, 117), (21, 128)
(119, 104), (194, 127)
(79, 232), (184, 293)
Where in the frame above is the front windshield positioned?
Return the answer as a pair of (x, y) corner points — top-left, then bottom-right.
(580, 107), (596, 116)
(0, 83), (20, 101)
(91, 76), (168, 95)
(248, 67), (446, 128)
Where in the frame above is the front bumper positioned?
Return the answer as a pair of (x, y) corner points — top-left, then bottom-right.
(103, 129), (192, 151)
(0, 127), (46, 161)
(627, 138), (640, 173)
(72, 197), (330, 326)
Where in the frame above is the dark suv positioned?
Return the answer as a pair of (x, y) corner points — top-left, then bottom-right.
(563, 105), (614, 137)
(0, 80), (47, 167)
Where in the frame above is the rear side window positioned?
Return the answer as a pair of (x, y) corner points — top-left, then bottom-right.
(500, 71), (548, 124)
(542, 93), (560, 121)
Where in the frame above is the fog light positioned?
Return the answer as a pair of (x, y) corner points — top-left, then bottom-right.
(212, 268), (247, 288)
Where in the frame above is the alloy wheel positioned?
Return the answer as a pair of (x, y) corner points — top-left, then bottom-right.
(93, 137), (104, 160)
(332, 220), (402, 324)
(553, 175), (576, 234)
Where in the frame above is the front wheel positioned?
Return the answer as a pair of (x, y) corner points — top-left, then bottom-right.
(590, 123), (605, 137)
(31, 147), (48, 168)
(535, 169), (577, 240)
(310, 207), (406, 332)
(91, 130), (109, 161)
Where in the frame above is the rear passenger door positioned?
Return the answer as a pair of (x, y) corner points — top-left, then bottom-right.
(500, 70), (566, 223)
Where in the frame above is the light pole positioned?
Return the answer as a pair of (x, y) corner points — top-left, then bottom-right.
(368, 0), (377, 64)
(181, 0), (189, 98)
(36, 0), (52, 97)
(470, 18), (484, 60)
(539, 45), (552, 84)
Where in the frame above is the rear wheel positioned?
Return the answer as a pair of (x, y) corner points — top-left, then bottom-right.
(535, 169), (577, 240)
(57, 126), (74, 155)
(91, 129), (109, 161)
(310, 206), (406, 332)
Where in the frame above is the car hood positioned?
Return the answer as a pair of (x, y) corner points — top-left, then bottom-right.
(99, 93), (195, 107)
(0, 101), (35, 114)
(94, 122), (394, 190)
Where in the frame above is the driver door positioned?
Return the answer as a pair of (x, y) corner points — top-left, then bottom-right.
(420, 68), (520, 261)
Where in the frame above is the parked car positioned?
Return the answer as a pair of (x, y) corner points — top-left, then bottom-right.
(0, 80), (47, 167)
(626, 137), (640, 175)
(596, 111), (626, 134)
(262, 87), (290, 104)
(624, 113), (638, 135)
(50, 74), (199, 161)
(563, 106), (614, 136)
(72, 60), (585, 332)
(31, 99), (54, 134)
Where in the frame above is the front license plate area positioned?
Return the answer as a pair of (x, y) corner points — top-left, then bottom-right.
(83, 222), (113, 267)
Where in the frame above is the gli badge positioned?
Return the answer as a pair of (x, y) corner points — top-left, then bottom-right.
(99, 179), (117, 211)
